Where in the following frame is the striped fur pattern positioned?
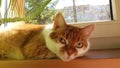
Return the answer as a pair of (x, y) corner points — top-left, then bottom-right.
(43, 13), (95, 61)
(0, 13), (94, 61)
(0, 22), (55, 59)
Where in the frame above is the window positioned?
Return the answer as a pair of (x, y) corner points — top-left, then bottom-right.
(55, 0), (112, 23)
(0, 0), (113, 24)
(0, 0), (120, 49)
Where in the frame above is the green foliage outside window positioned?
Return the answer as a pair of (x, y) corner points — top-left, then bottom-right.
(0, 0), (58, 24)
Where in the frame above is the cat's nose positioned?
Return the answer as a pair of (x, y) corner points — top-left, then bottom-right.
(67, 50), (73, 56)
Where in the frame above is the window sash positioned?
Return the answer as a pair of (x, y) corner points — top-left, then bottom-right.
(72, 0), (120, 38)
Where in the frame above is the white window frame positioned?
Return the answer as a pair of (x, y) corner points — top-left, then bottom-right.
(72, 0), (120, 38)
(72, 0), (120, 49)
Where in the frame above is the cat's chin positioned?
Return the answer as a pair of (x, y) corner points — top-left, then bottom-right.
(61, 57), (74, 62)
(59, 55), (75, 62)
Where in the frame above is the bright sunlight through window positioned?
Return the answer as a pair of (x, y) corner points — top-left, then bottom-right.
(54, 0), (112, 23)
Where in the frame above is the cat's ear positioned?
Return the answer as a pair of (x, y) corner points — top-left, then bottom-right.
(53, 12), (66, 29)
(82, 24), (95, 38)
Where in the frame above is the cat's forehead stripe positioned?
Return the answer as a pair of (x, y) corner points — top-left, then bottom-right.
(62, 25), (81, 41)
(61, 25), (88, 48)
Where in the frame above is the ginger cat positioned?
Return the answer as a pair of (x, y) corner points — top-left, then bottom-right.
(0, 13), (95, 61)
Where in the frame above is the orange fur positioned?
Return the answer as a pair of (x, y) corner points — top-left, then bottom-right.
(0, 13), (94, 61)
(0, 22), (55, 59)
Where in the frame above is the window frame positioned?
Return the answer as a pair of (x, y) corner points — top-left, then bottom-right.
(72, 0), (120, 38)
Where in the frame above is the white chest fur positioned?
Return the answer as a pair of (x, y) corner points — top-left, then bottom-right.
(42, 24), (59, 54)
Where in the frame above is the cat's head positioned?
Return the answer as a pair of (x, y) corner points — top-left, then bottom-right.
(49, 12), (95, 61)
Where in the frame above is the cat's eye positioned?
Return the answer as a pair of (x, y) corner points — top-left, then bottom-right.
(59, 37), (66, 44)
(76, 43), (83, 48)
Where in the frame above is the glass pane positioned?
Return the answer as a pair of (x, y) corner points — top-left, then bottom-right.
(55, 0), (74, 23)
(55, 0), (112, 23)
